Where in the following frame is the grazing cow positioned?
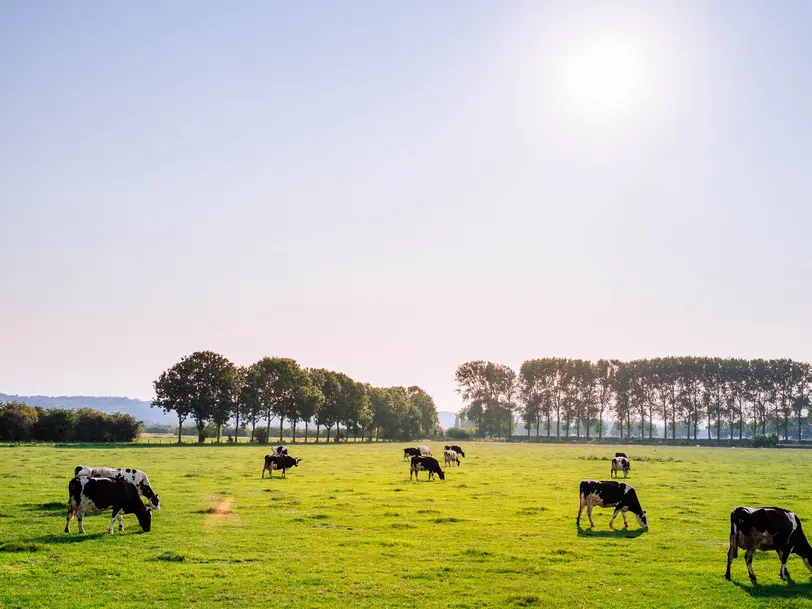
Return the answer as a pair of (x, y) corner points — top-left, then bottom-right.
(262, 454), (301, 478)
(615, 452), (628, 458)
(73, 465), (160, 510)
(444, 449), (460, 467)
(444, 445), (466, 458)
(65, 477), (152, 534)
(403, 447), (421, 460)
(610, 456), (631, 478)
(418, 445), (432, 456)
(271, 445), (288, 455)
(410, 456), (445, 481)
(577, 480), (648, 530)
(725, 506), (812, 582)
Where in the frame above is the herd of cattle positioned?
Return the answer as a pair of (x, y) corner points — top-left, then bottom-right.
(61, 446), (812, 583)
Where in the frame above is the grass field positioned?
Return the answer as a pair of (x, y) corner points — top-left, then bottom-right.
(1, 443), (811, 608)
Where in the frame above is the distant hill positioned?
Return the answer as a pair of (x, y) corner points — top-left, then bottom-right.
(437, 410), (458, 430)
(0, 393), (174, 425)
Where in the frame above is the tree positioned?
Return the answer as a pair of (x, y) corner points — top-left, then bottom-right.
(152, 351), (237, 443)
(253, 357), (307, 443)
(0, 401), (39, 442)
(296, 371), (324, 442)
(408, 386), (440, 440)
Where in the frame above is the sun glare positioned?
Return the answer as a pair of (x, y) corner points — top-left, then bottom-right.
(562, 39), (649, 121)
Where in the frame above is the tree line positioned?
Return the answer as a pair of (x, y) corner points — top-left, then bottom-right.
(456, 357), (812, 442)
(152, 351), (441, 444)
(0, 401), (142, 443)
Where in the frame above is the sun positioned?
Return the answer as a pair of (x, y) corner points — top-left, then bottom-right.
(562, 38), (649, 121)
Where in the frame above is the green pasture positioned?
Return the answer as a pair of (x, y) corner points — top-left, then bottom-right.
(1, 443), (811, 608)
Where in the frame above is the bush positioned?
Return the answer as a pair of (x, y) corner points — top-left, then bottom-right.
(0, 401), (39, 441)
(109, 413), (142, 442)
(255, 428), (269, 444)
(445, 427), (472, 441)
(34, 409), (78, 442)
(752, 433), (779, 448)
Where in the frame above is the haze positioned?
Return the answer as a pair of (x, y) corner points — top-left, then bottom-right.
(2, 1), (811, 412)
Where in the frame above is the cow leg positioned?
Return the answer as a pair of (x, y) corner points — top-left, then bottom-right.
(745, 549), (757, 582)
(261, 467), (266, 479)
(77, 511), (85, 535)
(609, 507), (620, 529)
(117, 511), (124, 532)
(282, 468), (286, 478)
(587, 505), (596, 528)
(109, 509), (123, 534)
(577, 501), (584, 527)
(725, 537), (737, 580)
(777, 547), (793, 581)
(65, 506), (74, 533)
(621, 510), (629, 528)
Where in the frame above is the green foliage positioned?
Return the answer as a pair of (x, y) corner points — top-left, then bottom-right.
(0, 402), (140, 443)
(752, 433), (779, 448)
(444, 427), (472, 441)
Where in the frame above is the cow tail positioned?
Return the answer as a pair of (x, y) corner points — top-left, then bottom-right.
(729, 513), (738, 558)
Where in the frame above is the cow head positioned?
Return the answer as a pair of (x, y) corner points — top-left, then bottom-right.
(437, 470), (445, 481)
(294, 458), (301, 467)
(135, 507), (152, 532)
(636, 511), (648, 529)
(149, 494), (161, 510)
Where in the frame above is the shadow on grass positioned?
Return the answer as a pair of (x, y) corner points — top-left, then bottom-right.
(576, 525), (647, 539)
(732, 579), (812, 598)
(28, 533), (108, 545)
(24, 502), (66, 513)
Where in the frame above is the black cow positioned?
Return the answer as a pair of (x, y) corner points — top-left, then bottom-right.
(577, 480), (648, 530)
(262, 454), (301, 478)
(726, 506), (812, 582)
(444, 445), (465, 458)
(410, 456), (445, 481)
(65, 477), (152, 534)
(403, 447), (421, 460)
(610, 456), (631, 478)
(615, 452), (628, 458)
(271, 445), (288, 455)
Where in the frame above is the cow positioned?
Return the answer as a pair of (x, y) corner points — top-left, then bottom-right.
(73, 466), (160, 510)
(577, 480), (648, 530)
(65, 476), (152, 534)
(403, 447), (421, 460)
(615, 452), (628, 458)
(262, 454), (301, 478)
(271, 445), (288, 455)
(610, 456), (631, 478)
(410, 456), (445, 481)
(444, 445), (466, 458)
(418, 445), (432, 456)
(725, 506), (812, 583)
(444, 449), (460, 467)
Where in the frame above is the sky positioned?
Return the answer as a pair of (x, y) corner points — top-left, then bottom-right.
(2, 1), (812, 413)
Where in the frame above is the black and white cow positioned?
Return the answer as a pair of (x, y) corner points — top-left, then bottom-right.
(74, 465), (160, 510)
(444, 445), (465, 458)
(418, 445), (432, 456)
(65, 477), (152, 534)
(443, 449), (460, 467)
(726, 506), (812, 583)
(615, 452), (628, 458)
(610, 456), (631, 478)
(410, 456), (445, 481)
(403, 447), (421, 460)
(271, 445), (288, 455)
(577, 480), (648, 530)
(262, 454), (301, 478)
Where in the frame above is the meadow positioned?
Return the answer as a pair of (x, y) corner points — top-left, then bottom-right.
(1, 443), (811, 609)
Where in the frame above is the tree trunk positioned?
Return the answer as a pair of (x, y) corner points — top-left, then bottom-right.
(177, 415), (185, 444)
(292, 420), (297, 443)
(196, 420), (206, 444)
(326, 425), (332, 442)
(266, 410), (272, 443)
(216, 424), (222, 444)
(279, 415), (285, 443)
(250, 419), (256, 442)
(234, 412), (240, 445)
